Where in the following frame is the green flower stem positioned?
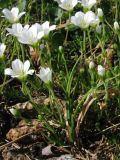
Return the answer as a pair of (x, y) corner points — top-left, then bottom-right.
(15, 40), (20, 59)
(87, 29), (92, 56)
(70, 114), (75, 142)
(105, 19), (114, 31)
(59, 47), (68, 75)
(46, 41), (51, 67)
(115, 0), (118, 20)
(90, 70), (95, 87)
(64, 11), (71, 45)
(22, 81), (32, 98)
(47, 82), (55, 103)
(41, 0), (44, 22)
(66, 56), (81, 98)
(104, 81), (108, 102)
(83, 30), (86, 54)
(20, 44), (25, 62)
(21, 81), (40, 114)
(46, 82), (64, 125)
(11, 38), (17, 61)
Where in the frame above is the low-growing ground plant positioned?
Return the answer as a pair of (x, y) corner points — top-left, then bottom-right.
(0, 0), (120, 158)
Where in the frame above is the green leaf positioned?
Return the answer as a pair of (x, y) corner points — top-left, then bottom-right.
(0, 0), (11, 8)
(18, 0), (26, 12)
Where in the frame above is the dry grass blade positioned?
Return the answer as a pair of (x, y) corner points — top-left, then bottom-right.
(75, 96), (96, 137)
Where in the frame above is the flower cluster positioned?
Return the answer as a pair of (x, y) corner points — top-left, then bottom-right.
(2, 0), (117, 91)
(71, 1), (103, 30)
(2, 6), (54, 83)
(54, 0), (103, 32)
(5, 59), (52, 83)
(6, 21), (56, 46)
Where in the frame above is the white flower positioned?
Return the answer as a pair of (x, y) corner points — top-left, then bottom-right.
(85, 11), (99, 27)
(96, 25), (102, 34)
(18, 23), (44, 45)
(59, 0), (78, 11)
(59, 46), (63, 52)
(80, 0), (96, 9)
(0, 43), (6, 57)
(40, 21), (56, 36)
(89, 61), (95, 69)
(6, 23), (29, 37)
(114, 21), (119, 31)
(71, 11), (99, 29)
(37, 67), (52, 83)
(2, 7), (25, 23)
(5, 59), (34, 79)
(97, 8), (103, 18)
(97, 65), (105, 76)
(71, 11), (89, 29)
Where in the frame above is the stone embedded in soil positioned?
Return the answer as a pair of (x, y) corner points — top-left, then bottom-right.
(2, 147), (27, 160)
(47, 155), (76, 160)
(57, 154), (76, 160)
(6, 119), (42, 141)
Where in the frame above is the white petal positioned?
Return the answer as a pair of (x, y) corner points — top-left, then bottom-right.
(49, 25), (56, 31)
(27, 69), (34, 75)
(71, 16), (77, 25)
(18, 30), (30, 44)
(2, 9), (13, 21)
(24, 24), (30, 29)
(33, 23), (42, 32)
(11, 75), (20, 78)
(72, 0), (78, 7)
(23, 60), (30, 73)
(37, 31), (44, 39)
(39, 67), (52, 83)
(29, 25), (37, 37)
(42, 21), (49, 30)
(12, 59), (24, 72)
(4, 68), (15, 76)
(18, 12), (26, 19)
(0, 43), (6, 57)
(59, 0), (78, 11)
(11, 7), (19, 17)
(6, 28), (14, 35)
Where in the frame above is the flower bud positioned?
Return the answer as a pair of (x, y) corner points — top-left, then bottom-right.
(0, 43), (6, 58)
(59, 46), (63, 52)
(89, 61), (95, 69)
(97, 65), (105, 76)
(96, 25), (102, 34)
(114, 21), (119, 31)
(97, 8), (103, 18)
(36, 67), (52, 83)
